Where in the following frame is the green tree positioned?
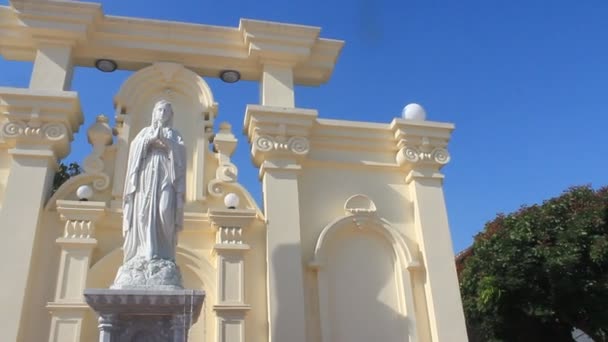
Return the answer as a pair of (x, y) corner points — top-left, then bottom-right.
(459, 186), (608, 342)
(52, 162), (82, 193)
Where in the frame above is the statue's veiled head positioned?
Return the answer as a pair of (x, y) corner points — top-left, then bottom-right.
(152, 100), (174, 127)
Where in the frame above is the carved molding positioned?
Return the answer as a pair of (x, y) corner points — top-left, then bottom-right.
(396, 136), (451, 169)
(2, 2), (343, 85)
(66, 114), (114, 200)
(208, 122), (239, 198)
(344, 194), (377, 215)
(243, 106), (317, 173)
(209, 209), (257, 251)
(56, 200), (106, 228)
(251, 133), (311, 167)
(1, 120), (68, 142)
(56, 211), (103, 244)
(391, 118), (454, 176)
(253, 134), (310, 155)
(46, 115), (112, 209)
(397, 146), (450, 166)
(208, 209), (257, 229)
(208, 162), (238, 198)
(63, 220), (95, 239)
(216, 226), (244, 245)
(80, 156), (111, 192)
(84, 115), (112, 173)
(0, 88), (82, 160)
(0, 117), (73, 159)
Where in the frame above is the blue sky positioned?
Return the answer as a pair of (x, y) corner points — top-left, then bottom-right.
(1, 0), (607, 253)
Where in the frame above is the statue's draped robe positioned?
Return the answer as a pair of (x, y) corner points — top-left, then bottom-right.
(122, 126), (186, 262)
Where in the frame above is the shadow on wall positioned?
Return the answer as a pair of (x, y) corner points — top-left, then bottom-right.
(272, 228), (410, 342)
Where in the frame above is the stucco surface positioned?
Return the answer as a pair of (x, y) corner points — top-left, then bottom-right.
(0, 1), (468, 341)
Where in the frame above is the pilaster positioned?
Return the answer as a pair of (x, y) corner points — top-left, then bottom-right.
(210, 209), (256, 342)
(29, 43), (74, 90)
(260, 64), (295, 107)
(47, 200), (105, 342)
(241, 19), (320, 107)
(0, 88), (82, 342)
(10, 0), (101, 90)
(244, 105), (316, 342)
(391, 118), (468, 342)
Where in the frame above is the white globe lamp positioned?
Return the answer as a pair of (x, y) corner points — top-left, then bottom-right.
(402, 103), (427, 121)
(224, 193), (240, 209)
(76, 185), (94, 201)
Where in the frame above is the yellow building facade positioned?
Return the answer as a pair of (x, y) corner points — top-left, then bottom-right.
(0, 1), (468, 341)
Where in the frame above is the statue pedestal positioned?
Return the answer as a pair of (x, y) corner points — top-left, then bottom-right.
(84, 289), (205, 342)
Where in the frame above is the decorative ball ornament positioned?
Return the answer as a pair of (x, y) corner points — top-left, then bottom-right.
(402, 103), (427, 121)
(224, 193), (240, 209)
(76, 185), (94, 201)
(87, 115), (113, 146)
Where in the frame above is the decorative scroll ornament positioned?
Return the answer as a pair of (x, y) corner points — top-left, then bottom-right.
(83, 156), (104, 174)
(1, 120), (67, 141)
(208, 122), (240, 198)
(396, 135), (451, 168)
(253, 134), (311, 156)
(208, 162), (239, 198)
(81, 115), (113, 192)
(398, 146), (450, 165)
(91, 174), (111, 191)
(216, 163), (238, 182)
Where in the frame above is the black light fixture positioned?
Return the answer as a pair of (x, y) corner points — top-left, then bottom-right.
(219, 69), (240, 83)
(95, 59), (118, 73)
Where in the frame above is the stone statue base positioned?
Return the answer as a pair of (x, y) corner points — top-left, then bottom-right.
(111, 256), (183, 290)
(84, 288), (205, 342)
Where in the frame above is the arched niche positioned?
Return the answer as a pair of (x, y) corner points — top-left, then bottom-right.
(82, 247), (216, 342)
(310, 195), (420, 342)
(111, 62), (217, 202)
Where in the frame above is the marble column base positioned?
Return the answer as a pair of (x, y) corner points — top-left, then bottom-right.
(84, 289), (205, 342)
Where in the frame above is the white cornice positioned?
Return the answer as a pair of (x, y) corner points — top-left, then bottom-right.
(240, 19), (320, 64)
(56, 200), (106, 222)
(208, 208), (258, 228)
(0, 1), (344, 85)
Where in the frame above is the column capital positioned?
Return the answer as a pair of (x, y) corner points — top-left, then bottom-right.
(391, 118), (454, 176)
(244, 105), (317, 170)
(0, 88), (82, 159)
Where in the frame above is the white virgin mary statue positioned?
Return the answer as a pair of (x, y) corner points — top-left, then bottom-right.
(122, 100), (186, 263)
